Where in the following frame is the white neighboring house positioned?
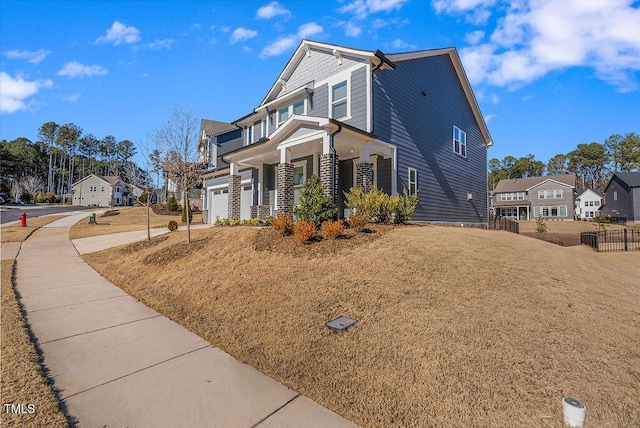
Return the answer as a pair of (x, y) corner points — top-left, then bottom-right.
(575, 188), (602, 220)
(71, 174), (129, 207)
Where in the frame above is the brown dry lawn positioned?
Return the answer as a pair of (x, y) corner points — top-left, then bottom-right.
(1, 215), (66, 243)
(519, 220), (640, 246)
(68, 206), (198, 239)
(82, 224), (640, 428)
(1, 220), (69, 427)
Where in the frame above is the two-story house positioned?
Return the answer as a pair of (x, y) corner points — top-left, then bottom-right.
(493, 174), (576, 220)
(200, 40), (493, 226)
(71, 174), (130, 207)
(600, 172), (640, 222)
(575, 188), (602, 220)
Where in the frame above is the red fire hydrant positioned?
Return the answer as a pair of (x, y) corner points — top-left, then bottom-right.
(20, 212), (27, 227)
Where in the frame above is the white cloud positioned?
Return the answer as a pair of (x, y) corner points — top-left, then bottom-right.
(95, 21), (141, 45)
(257, 1), (291, 19)
(62, 93), (81, 103)
(464, 30), (485, 45)
(298, 22), (323, 38)
(4, 49), (52, 64)
(230, 27), (258, 44)
(344, 21), (362, 37)
(260, 22), (323, 58)
(148, 39), (175, 50)
(484, 113), (496, 122)
(0, 72), (53, 114)
(388, 38), (416, 50)
(58, 61), (108, 78)
(457, 0), (640, 91)
(339, 0), (408, 20)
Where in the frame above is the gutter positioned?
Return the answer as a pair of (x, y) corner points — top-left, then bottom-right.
(329, 123), (343, 210)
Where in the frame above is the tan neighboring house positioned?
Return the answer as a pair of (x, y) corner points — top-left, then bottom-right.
(493, 174), (576, 220)
(71, 174), (130, 207)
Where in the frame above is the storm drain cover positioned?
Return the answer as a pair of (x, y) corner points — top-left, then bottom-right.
(326, 316), (357, 332)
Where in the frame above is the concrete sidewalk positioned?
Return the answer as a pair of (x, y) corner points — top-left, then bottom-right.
(15, 213), (357, 427)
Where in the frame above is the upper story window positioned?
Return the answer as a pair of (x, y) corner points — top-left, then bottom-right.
(501, 192), (525, 201)
(331, 80), (348, 119)
(246, 126), (253, 145)
(277, 99), (306, 127)
(115, 186), (121, 192)
(538, 189), (562, 199)
(453, 126), (467, 157)
(614, 191), (618, 201)
(260, 118), (267, 138)
(408, 167), (417, 196)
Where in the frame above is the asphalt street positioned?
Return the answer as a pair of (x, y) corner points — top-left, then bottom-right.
(0, 205), (93, 225)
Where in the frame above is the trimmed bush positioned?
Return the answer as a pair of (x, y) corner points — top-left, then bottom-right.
(181, 202), (192, 223)
(272, 214), (293, 236)
(20, 190), (33, 204)
(320, 220), (345, 240)
(167, 195), (178, 211)
(167, 220), (178, 231)
(293, 220), (316, 243)
(292, 175), (337, 227)
(344, 187), (391, 223)
(390, 187), (419, 224)
(347, 214), (368, 231)
(535, 217), (547, 233)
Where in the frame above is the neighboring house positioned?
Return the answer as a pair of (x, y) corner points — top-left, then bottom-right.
(493, 174), (576, 220)
(158, 163), (202, 210)
(575, 188), (602, 220)
(71, 174), (129, 207)
(600, 172), (640, 222)
(200, 39), (493, 226)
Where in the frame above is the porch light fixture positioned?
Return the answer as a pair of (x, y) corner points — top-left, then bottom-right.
(326, 316), (357, 333)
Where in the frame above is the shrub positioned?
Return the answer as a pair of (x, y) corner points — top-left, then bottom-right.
(347, 214), (369, 231)
(167, 194), (178, 211)
(390, 187), (419, 224)
(293, 220), (316, 243)
(167, 220), (178, 231)
(138, 191), (149, 204)
(181, 202), (192, 223)
(20, 190), (33, 204)
(535, 217), (547, 233)
(344, 187), (392, 223)
(320, 220), (345, 240)
(272, 214), (293, 236)
(292, 175), (337, 227)
(214, 215), (223, 226)
(593, 214), (610, 231)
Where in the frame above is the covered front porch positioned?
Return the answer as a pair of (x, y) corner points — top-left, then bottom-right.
(496, 205), (530, 220)
(204, 116), (397, 222)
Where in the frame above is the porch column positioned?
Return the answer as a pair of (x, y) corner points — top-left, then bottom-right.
(277, 148), (293, 215)
(320, 153), (338, 206)
(228, 162), (241, 219)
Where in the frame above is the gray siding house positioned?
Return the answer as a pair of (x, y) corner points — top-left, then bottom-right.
(200, 40), (493, 226)
(71, 174), (130, 207)
(600, 172), (640, 222)
(493, 174), (576, 220)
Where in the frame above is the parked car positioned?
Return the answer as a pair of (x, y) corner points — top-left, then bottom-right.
(0, 193), (10, 204)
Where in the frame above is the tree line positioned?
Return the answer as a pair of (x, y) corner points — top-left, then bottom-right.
(1, 121), (156, 201)
(488, 132), (639, 191)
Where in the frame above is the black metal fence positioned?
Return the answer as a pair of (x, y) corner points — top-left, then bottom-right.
(580, 229), (640, 252)
(489, 216), (519, 234)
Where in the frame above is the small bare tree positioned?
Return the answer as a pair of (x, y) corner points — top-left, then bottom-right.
(151, 107), (202, 243)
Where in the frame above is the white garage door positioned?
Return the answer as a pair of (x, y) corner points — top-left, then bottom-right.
(209, 186), (253, 222)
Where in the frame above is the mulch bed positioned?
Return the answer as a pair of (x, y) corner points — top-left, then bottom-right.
(120, 235), (169, 254)
(253, 223), (395, 257)
(151, 204), (181, 216)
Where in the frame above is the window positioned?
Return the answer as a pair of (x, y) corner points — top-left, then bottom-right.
(292, 100), (305, 115)
(555, 189), (562, 198)
(614, 191), (618, 201)
(292, 162), (306, 205)
(501, 192), (524, 201)
(408, 167), (417, 196)
(538, 189), (562, 199)
(453, 126), (467, 157)
(246, 126), (253, 145)
(331, 80), (348, 119)
(101, 187), (104, 192)
(534, 205), (567, 217)
(277, 106), (289, 125)
(261, 118), (267, 138)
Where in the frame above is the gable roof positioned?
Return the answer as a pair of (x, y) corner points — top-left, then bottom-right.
(576, 188), (602, 198)
(201, 119), (237, 138)
(71, 174), (120, 188)
(494, 174), (576, 193)
(614, 172), (640, 187)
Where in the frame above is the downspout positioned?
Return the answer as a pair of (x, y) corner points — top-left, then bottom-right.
(330, 123), (343, 210)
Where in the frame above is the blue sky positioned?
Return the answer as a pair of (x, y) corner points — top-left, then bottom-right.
(1, 0), (639, 166)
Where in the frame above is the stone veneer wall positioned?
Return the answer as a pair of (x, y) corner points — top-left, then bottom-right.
(250, 205), (272, 219)
(277, 163), (294, 214)
(356, 162), (374, 193)
(320, 153), (339, 206)
(228, 175), (241, 219)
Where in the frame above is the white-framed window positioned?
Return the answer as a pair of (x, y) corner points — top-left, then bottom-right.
(534, 205), (567, 217)
(246, 126), (253, 145)
(500, 192), (525, 201)
(614, 191), (618, 201)
(260, 118), (267, 138)
(292, 100), (304, 115)
(277, 99), (306, 127)
(101, 187), (104, 192)
(292, 161), (306, 205)
(538, 189), (562, 199)
(330, 80), (348, 119)
(115, 186), (121, 192)
(277, 106), (289, 126)
(453, 126), (467, 157)
(408, 167), (417, 196)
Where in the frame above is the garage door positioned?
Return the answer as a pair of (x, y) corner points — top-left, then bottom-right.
(209, 186), (253, 222)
